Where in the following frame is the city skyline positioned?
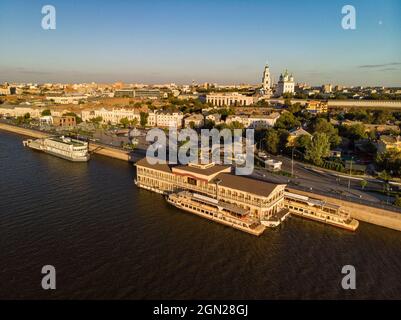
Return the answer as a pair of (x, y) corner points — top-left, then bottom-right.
(1, 0), (400, 86)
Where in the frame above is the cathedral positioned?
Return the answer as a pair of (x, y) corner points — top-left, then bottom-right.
(261, 64), (295, 98)
(276, 69), (294, 97)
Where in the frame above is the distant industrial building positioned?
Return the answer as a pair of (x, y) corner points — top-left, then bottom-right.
(114, 89), (162, 99)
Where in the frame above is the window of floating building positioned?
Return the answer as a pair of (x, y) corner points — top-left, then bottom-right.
(187, 177), (197, 186)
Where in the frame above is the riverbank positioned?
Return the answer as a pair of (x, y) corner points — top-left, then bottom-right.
(2, 121), (401, 233)
(0, 122), (133, 162)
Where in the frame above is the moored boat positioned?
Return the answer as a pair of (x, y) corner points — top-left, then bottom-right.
(23, 136), (90, 162)
(166, 191), (266, 236)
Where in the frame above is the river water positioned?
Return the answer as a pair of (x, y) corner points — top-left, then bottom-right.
(1, 131), (401, 299)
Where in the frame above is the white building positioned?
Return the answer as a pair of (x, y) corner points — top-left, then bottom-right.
(261, 64), (272, 97)
(184, 114), (204, 128)
(0, 105), (43, 118)
(81, 108), (140, 124)
(225, 112), (280, 129)
(46, 95), (87, 104)
(276, 70), (294, 97)
(148, 110), (184, 128)
(205, 113), (222, 124)
(206, 92), (256, 107)
(247, 112), (280, 128)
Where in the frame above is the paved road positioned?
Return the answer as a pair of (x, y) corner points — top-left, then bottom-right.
(253, 154), (392, 205)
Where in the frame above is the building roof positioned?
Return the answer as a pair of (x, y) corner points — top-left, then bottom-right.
(289, 127), (312, 137)
(215, 173), (283, 198)
(380, 135), (401, 144)
(135, 158), (172, 173)
(173, 163), (230, 177)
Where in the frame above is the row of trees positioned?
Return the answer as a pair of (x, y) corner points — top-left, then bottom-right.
(337, 109), (401, 125)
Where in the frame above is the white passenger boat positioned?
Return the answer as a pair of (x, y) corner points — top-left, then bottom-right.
(23, 136), (90, 162)
(166, 191), (266, 236)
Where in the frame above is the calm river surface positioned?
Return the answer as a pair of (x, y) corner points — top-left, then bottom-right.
(1, 131), (401, 299)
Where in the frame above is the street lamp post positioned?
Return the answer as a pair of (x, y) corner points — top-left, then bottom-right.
(291, 147), (294, 178)
(348, 157), (353, 190)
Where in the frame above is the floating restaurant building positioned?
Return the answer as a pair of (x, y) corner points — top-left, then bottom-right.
(135, 158), (286, 222)
(135, 158), (359, 234)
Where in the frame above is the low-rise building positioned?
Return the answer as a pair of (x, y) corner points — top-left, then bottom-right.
(206, 92), (256, 107)
(46, 94), (87, 104)
(0, 85), (16, 95)
(205, 113), (222, 124)
(287, 128), (312, 147)
(148, 110), (184, 128)
(377, 135), (401, 153)
(305, 100), (328, 114)
(114, 89), (161, 99)
(0, 105), (43, 118)
(184, 114), (204, 128)
(247, 112), (280, 128)
(52, 116), (76, 127)
(81, 108), (140, 125)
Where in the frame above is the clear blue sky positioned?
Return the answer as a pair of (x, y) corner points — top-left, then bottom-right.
(0, 0), (400, 86)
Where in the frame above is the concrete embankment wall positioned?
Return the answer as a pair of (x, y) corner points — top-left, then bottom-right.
(88, 143), (130, 161)
(0, 123), (131, 162)
(0, 123), (49, 139)
(287, 187), (401, 232)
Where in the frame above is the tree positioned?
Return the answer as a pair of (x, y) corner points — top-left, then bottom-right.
(305, 133), (330, 166)
(313, 118), (341, 147)
(120, 117), (130, 128)
(277, 129), (290, 153)
(376, 150), (401, 178)
(264, 128), (279, 154)
(140, 112), (148, 127)
(41, 109), (51, 116)
(360, 180), (368, 190)
(90, 116), (103, 125)
(274, 112), (300, 130)
(394, 195), (401, 207)
(288, 102), (302, 114)
(295, 134), (311, 152)
(203, 119), (215, 130)
(228, 121), (244, 130)
(131, 118), (139, 127)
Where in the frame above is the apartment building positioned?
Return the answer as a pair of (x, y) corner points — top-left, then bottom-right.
(81, 108), (140, 124)
(148, 110), (184, 128)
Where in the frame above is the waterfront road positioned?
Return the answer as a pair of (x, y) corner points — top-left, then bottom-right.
(252, 154), (397, 211)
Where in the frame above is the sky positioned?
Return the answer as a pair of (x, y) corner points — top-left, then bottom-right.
(0, 0), (400, 86)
